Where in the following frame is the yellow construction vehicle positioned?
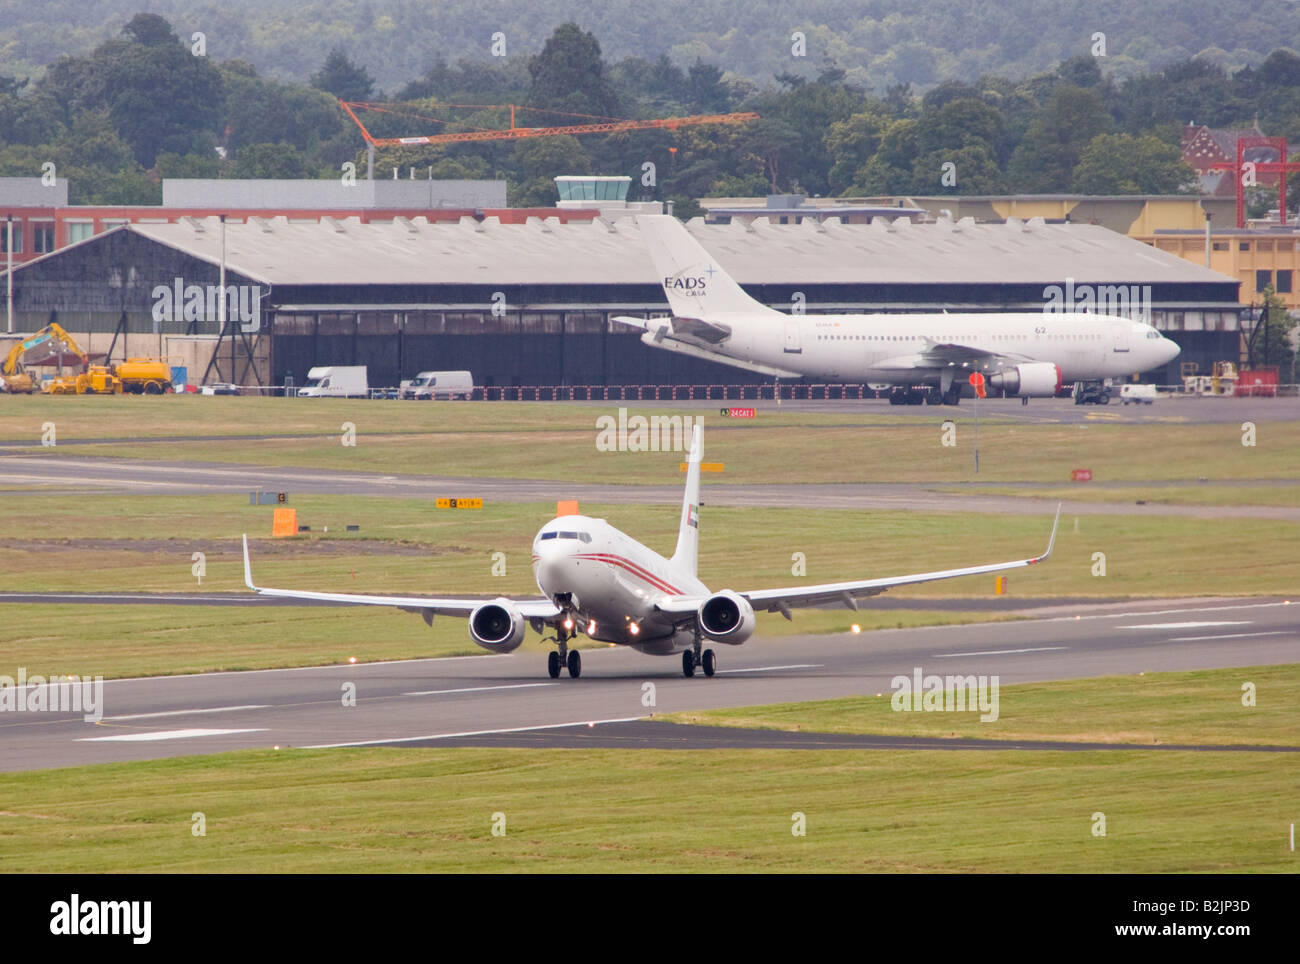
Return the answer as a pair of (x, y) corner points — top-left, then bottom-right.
(3, 323), (92, 394)
(115, 357), (174, 394)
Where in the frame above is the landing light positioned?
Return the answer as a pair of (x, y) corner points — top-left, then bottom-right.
(850, 624), (861, 634)
(563, 617), (574, 631)
(628, 622), (641, 636)
(587, 619), (597, 634)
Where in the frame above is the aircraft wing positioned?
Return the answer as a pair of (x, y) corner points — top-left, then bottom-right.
(611, 314), (732, 344)
(652, 506), (1059, 619)
(873, 341), (1035, 373)
(241, 536), (561, 620)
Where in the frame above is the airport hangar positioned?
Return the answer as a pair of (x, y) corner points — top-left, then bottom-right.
(3, 212), (1241, 392)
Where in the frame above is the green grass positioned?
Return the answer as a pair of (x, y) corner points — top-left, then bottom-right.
(0, 746), (1292, 872)
(4, 396), (1297, 484)
(661, 664), (1300, 747)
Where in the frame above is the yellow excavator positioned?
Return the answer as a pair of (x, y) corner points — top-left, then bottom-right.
(1, 323), (90, 394)
(3, 324), (174, 395)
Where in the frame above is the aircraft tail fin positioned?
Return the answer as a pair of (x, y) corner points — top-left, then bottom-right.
(638, 215), (780, 320)
(670, 423), (703, 577)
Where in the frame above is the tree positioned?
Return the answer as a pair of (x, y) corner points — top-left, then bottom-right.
(527, 23), (619, 118)
(226, 142), (313, 179)
(311, 49), (376, 102)
(1006, 86), (1110, 192)
(1247, 286), (1297, 381)
(825, 109), (890, 194)
(1072, 133), (1196, 194)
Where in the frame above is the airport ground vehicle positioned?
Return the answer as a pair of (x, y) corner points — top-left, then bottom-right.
(1120, 383), (1157, 405)
(403, 370), (474, 400)
(1072, 379), (1111, 404)
(297, 366), (368, 398)
(1, 323), (90, 393)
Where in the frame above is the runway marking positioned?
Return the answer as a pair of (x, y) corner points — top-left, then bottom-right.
(404, 683), (554, 696)
(932, 646), (1067, 658)
(1119, 621), (1252, 630)
(1038, 602), (1291, 625)
(303, 717), (643, 749)
(102, 704), (269, 721)
(78, 728), (267, 742)
(1167, 631), (1291, 642)
(716, 663), (822, 674)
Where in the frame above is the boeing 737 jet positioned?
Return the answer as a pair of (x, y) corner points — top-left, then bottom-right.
(243, 427), (1059, 679)
(615, 216), (1181, 405)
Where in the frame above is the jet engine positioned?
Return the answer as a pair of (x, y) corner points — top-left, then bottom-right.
(988, 362), (1061, 397)
(468, 600), (527, 652)
(697, 590), (756, 644)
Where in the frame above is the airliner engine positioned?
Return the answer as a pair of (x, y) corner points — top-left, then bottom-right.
(697, 590), (756, 644)
(988, 362), (1061, 397)
(468, 600), (527, 652)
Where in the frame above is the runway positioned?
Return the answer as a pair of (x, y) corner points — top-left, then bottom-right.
(3, 597), (1294, 771)
(1, 454), (1295, 519)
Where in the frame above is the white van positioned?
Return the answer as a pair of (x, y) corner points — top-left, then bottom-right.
(298, 366), (368, 398)
(403, 370), (473, 400)
(1120, 383), (1157, 405)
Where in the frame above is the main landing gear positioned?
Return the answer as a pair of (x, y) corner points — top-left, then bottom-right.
(546, 624), (581, 679)
(682, 631), (716, 678)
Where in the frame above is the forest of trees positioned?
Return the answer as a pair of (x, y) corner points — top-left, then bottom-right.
(3, 13), (1300, 214)
(4, 0), (1297, 94)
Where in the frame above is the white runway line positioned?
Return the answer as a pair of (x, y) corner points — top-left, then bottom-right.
(304, 717), (643, 749)
(78, 728), (268, 742)
(932, 646), (1068, 658)
(103, 704), (270, 721)
(1166, 631), (1291, 642)
(403, 683), (554, 696)
(1118, 621), (1252, 630)
(715, 663), (822, 674)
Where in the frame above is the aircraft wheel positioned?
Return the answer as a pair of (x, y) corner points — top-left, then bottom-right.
(567, 649), (581, 679)
(547, 651), (561, 679)
(702, 649), (716, 677)
(682, 650), (696, 678)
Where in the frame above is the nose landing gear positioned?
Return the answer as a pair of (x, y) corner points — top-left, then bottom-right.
(545, 618), (582, 679)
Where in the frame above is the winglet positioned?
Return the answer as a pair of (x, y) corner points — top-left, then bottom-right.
(1030, 504), (1062, 564)
(669, 423), (703, 577)
(242, 534), (257, 591)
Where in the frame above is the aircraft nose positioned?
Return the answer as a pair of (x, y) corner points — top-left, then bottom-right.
(1161, 337), (1181, 364)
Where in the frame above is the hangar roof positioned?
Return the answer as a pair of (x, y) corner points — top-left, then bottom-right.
(119, 214), (1233, 288)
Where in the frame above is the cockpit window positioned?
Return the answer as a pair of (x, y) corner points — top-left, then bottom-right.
(539, 532), (558, 540)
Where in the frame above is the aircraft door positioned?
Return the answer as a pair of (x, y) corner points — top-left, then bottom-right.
(1112, 320), (1130, 353)
(783, 319), (802, 354)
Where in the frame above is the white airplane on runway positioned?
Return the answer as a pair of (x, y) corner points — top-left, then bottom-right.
(614, 215), (1181, 405)
(243, 427), (1059, 679)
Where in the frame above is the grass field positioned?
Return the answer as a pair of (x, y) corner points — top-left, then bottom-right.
(3, 396), (1297, 485)
(0, 745), (1292, 871)
(662, 664), (1300, 747)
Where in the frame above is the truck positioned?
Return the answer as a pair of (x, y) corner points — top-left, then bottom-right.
(1072, 379), (1111, 405)
(297, 366), (368, 398)
(402, 370), (474, 400)
(1119, 383), (1157, 405)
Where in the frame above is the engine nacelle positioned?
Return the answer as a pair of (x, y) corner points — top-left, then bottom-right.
(697, 590), (756, 645)
(988, 363), (1061, 398)
(468, 600), (527, 653)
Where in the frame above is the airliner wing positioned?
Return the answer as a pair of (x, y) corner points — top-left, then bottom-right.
(875, 343), (1034, 372)
(654, 506), (1059, 618)
(241, 536), (560, 620)
(611, 314), (732, 343)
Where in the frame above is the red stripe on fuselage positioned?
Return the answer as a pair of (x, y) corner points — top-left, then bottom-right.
(573, 552), (682, 596)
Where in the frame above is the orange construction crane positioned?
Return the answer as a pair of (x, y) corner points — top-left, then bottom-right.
(338, 100), (758, 148)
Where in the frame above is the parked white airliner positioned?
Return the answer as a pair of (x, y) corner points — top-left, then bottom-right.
(615, 216), (1181, 405)
(243, 427), (1059, 679)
